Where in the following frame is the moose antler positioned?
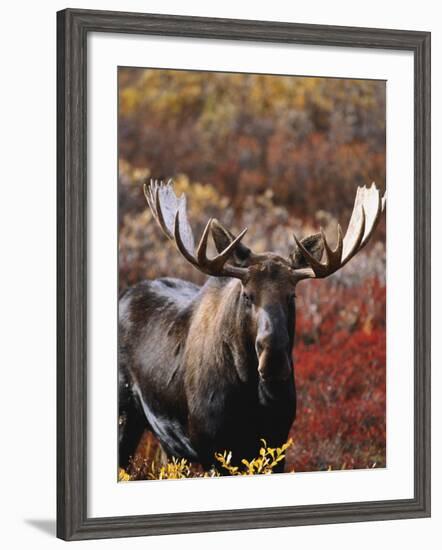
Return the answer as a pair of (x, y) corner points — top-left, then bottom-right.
(144, 179), (248, 279)
(292, 183), (386, 280)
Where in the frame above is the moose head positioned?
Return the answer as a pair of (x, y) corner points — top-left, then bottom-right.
(144, 180), (386, 385)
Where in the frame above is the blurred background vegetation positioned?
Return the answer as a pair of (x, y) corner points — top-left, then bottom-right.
(118, 68), (386, 477)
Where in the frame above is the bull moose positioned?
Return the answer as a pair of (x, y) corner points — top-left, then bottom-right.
(119, 180), (385, 473)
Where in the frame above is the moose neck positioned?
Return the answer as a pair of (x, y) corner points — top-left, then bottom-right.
(190, 277), (296, 386)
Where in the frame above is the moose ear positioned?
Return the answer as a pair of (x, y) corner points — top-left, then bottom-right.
(211, 219), (251, 266)
(291, 233), (324, 269)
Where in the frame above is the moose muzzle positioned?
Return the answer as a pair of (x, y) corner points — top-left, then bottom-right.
(256, 305), (292, 382)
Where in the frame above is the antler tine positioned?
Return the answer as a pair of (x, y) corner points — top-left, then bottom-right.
(359, 182), (383, 249)
(293, 183), (384, 280)
(321, 224), (344, 272)
(293, 223), (344, 278)
(174, 211), (248, 278)
(143, 182), (153, 212)
(342, 205), (366, 266)
(196, 219), (213, 265)
(143, 178), (247, 279)
(143, 179), (175, 240)
(293, 233), (327, 277)
(154, 183), (174, 240)
(210, 228), (249, 271)
(143, 180), (159, 222)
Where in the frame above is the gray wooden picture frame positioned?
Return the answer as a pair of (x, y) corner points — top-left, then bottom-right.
(57, 8), (431, 541)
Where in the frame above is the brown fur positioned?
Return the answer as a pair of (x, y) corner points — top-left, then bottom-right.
(119, 237), (324, 471)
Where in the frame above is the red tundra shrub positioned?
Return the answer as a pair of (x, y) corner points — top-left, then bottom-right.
(286, 278), (386, 472)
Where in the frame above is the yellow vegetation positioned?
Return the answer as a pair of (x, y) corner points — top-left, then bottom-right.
(215, 438), (293, 476)
(119, 438), (294, 481)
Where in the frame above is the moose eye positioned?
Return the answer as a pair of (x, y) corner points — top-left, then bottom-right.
(243, 292), (255, 305)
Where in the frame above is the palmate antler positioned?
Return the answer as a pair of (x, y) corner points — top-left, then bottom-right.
(144, 179), (248, 279)
(292, 183), (386, 280)
(144, 178), (385, 283)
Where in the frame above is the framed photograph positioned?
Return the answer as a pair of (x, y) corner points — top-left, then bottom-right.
(57, 8), (431, 541)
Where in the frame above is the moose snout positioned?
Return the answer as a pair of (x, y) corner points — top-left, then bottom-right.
(256, 306), (291, 382)
(256, 332), (287, 356)
(256, 305), (289, 352)
(257, 346), (292, 382)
